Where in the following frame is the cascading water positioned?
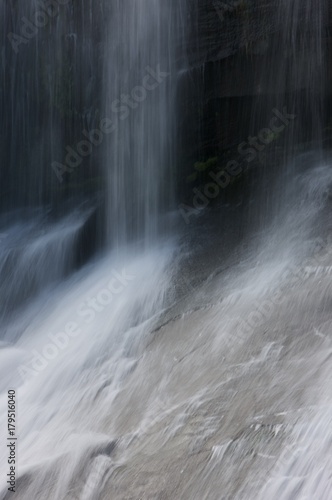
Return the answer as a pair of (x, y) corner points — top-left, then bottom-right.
(103, 1), (185, 247)
(0, 1), (187, 499)
(240, 0), (328, 231)
(1, 0), (332, 499)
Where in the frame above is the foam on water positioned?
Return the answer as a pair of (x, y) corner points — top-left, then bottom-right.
(0, 240), (176, 499)
(1, 0), (332, 498)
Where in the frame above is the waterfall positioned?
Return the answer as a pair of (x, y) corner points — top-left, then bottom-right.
(0, 1), (187, 499)
(2, 0), (118, 208)
(1, 1), (332, 499)
(102, 1), (186, 248)
(235, 0), (329, 235)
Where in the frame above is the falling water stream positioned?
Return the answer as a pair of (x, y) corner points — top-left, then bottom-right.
(0, 0), (332, 499)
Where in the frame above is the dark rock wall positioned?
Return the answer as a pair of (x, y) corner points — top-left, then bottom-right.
(178, 0), (332, 202)
(2, 1), (332, 214)
(0, 1), (107, 213)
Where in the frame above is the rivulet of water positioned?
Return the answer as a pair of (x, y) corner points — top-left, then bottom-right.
(102, 0), (187, 247)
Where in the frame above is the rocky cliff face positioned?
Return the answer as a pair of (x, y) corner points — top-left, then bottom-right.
(1, 1), (107, 211)
(190, 0), (332, 92)
(189, 0), (278, 68)
(178, 0), (332, 202)
(2, 1), (332, 212)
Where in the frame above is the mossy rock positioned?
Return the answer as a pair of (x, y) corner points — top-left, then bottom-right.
(187, 157), (218, 183)
(194, 156), (218, 172)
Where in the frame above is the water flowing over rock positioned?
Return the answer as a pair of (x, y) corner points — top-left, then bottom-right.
(0, 1), (332, 499)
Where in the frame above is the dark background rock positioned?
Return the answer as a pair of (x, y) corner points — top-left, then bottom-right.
(2, 0), (332, 218)
(177, 0), (332, 202)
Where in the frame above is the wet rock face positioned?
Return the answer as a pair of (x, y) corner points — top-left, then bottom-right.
(190, 0), (332, 79)
(177, 0), (332, 196)
(1, 1), (107, 211)
(2, 1), (332, 211)
(188, 0), (278, 69)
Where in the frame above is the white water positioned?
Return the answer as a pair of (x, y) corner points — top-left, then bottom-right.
(103, 0), (186, 247)
(1, 0), (332, 498)
(0, 1), (187, 497)
(0, 207), (94, 324)
(0, 240), (176, 499)
(0, 157), (331, 499)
